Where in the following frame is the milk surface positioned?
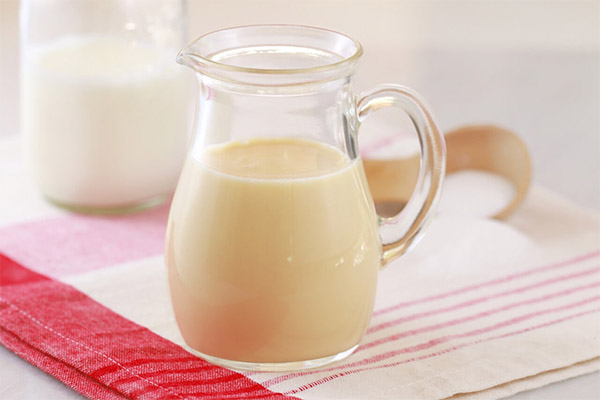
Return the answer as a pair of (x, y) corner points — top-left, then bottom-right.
(22, 36), (190, 208)
(166, 138), (381, 363)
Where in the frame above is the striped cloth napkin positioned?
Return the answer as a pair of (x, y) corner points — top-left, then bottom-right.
(1, 135), (599, 399)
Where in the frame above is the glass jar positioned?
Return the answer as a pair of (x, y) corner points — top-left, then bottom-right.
(20, 0), (190, 213)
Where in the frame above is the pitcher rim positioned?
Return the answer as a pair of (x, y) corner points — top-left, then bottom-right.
(177, 24), (364, 76)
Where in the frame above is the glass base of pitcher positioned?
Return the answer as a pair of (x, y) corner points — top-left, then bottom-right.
(187, 344), (359, 372)
(44, 193), (169, 215)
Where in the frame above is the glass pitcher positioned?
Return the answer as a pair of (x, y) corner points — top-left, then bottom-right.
(20, 0), (189, 213)
(166, 25), (446, 371)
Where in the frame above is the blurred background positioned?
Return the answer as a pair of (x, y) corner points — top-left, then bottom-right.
(1, 0), (598, 209)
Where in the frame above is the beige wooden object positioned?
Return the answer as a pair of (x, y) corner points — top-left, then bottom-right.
(363, 125), (532, 220)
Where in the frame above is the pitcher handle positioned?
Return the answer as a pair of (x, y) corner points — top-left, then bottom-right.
(357, 84), (446, 266)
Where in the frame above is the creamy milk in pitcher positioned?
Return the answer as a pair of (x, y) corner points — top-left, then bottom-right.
(165, 25), (446, 371)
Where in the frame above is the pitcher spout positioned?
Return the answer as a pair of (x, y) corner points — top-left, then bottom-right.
(176, 48), (202, 72)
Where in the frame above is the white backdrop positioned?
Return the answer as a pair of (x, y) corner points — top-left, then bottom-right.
(2, 0), (599, 210)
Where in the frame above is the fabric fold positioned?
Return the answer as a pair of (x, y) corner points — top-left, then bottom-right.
(0, 254), (294, 400)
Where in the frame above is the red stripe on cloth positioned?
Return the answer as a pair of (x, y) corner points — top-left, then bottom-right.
(367, 265), (600, 335)
(359, 135), (401, 157)
(0, 203), (170, 277)
(1, 328), (128, 400)
(91, 356), (206, 378)
(0, 253), (50, 285)
(372, 250), (599, 317)
(0, 254), (296, 400)
(283, 308), (600, 395)
(261, 265), (600, 387)
(247, 251), (599, 384)
(360, 278), (600, 352)
(267, 297), (600, 390)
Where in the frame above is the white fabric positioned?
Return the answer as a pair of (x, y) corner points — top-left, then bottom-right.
(63, 186), (600, 399)
(2, 134), (599, 399)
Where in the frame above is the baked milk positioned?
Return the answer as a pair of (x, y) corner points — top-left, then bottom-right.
(166, 138), (381, 362)
(22, 36), (189, 208)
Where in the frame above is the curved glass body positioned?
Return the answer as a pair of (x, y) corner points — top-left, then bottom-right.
(166, 25), (446, 371)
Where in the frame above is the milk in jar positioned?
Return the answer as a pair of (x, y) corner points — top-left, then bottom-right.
(22, 36), (190, 210)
